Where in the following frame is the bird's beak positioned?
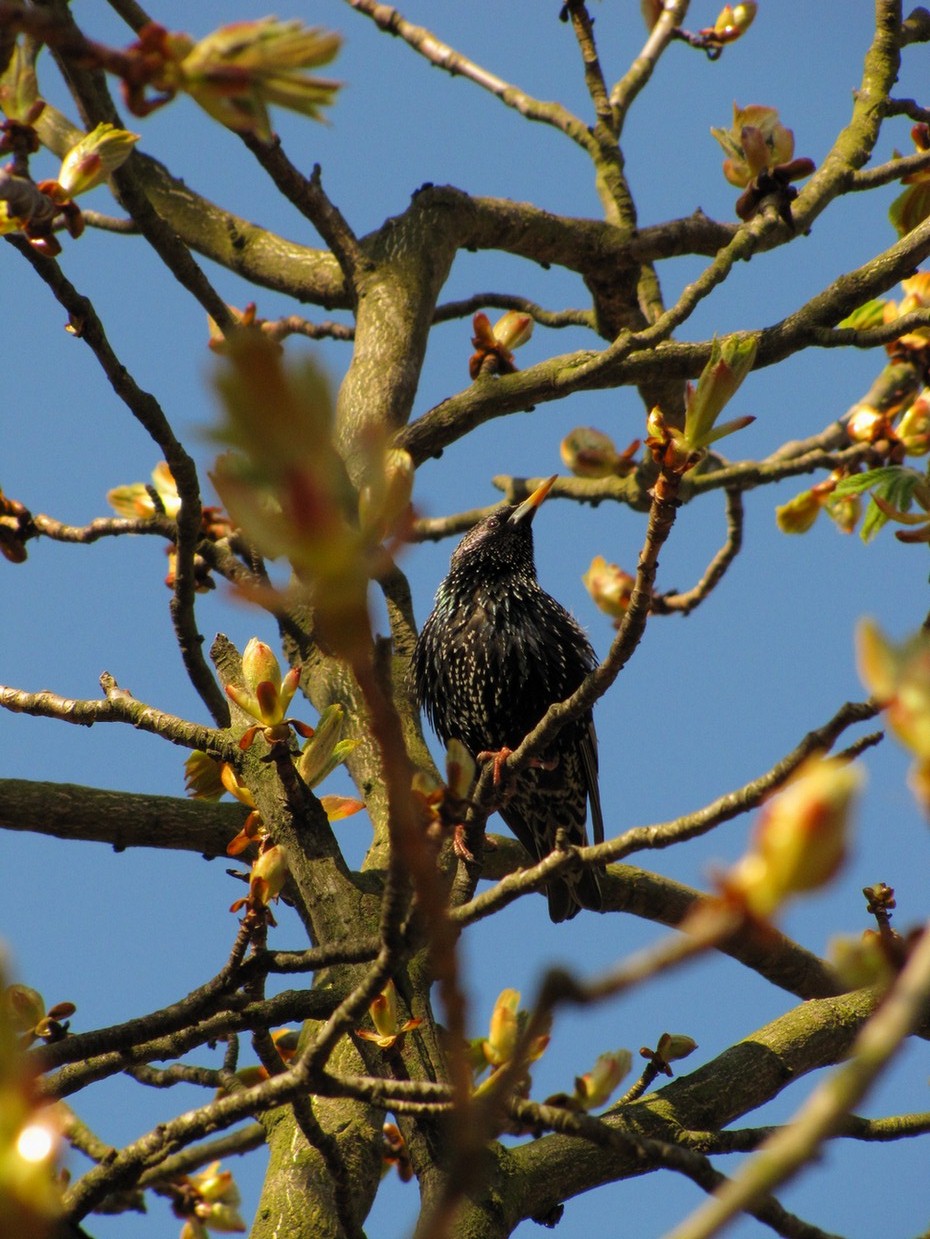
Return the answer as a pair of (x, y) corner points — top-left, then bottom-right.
(509, 475), (557, 526)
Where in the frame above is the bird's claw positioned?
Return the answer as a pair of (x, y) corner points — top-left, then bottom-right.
(452, 824), (475, 862)
(477, 746), (514, 786)
(452, 823), (497, 863)
(477, 747), (559, 785)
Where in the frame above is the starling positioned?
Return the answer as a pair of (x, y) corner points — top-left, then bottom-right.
(413, 475), (605, 921)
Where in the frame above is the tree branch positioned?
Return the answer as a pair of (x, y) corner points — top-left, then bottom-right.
(342, 0), (597, 153)
(666, 920), (930, 1239)
(8, 237), (230, 725)
(0, 682), (233, 757)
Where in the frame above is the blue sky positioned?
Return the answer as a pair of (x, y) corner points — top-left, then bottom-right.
(2, 3), (929, 1237)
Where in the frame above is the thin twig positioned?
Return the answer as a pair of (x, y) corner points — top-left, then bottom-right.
(653, 489), (744, 615)
(111, 161), (235, 329)
(44, 986), (341, 1102)
(564, 2), (616, 135)
(883, 96), (930, 124)
(589, 700), (879, 869)
(0, 680), (233, 757)
(410, 504), (499, 543)
(139, 1123), (266, 1185)
(610, 0), (690, 130)
(30, 941), (357, 1077)
(321, 1071), (452, 1109)
(432, 294), (594, 331)
(80, 209), (139, 232)
(691, 442), (881, 498)
(460, 698), (878, 925)
(683, 1109), (930, 1153)
(126, 1063), (223, 1090)
(239, 139), (366, 297)
(262, 314), (355, 343)
(104, 0), (149, 30)
(33, 513), (176, 542)
(851, 147), (930, 190)
(342, 0), (596, 152)
(8, 237), (229, 725)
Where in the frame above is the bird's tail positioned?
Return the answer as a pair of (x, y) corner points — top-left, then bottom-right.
(546, 864), (605, 923)
(501, 799), (607, 922)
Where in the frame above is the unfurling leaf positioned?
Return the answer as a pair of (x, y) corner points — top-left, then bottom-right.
(123, 20), (341, 140)
(683, 334), (758, 454)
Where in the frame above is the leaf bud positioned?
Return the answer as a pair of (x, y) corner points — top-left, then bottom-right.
(560, 427), (621, 478)
(582, 555), (635, 618)
(57, 123), (139, 197)
(573, 1049), (632, 1111)
(724, 757), (861, 919)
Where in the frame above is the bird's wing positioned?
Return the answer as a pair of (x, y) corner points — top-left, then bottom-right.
(581, 720), (604, 846)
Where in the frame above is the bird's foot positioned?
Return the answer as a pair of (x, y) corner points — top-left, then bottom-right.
(477, 748), (560, 785)
(452, 823), (497, 863)
(477, 746), (514, 787)
(477, 747), (560, 809)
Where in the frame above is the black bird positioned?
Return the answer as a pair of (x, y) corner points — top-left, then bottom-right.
(413, 476), (605, 921)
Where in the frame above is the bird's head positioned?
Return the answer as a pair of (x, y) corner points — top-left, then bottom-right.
(449, 475), (556, 580)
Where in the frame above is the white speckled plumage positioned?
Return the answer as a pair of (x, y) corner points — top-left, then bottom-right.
(413, 492), (604, 921)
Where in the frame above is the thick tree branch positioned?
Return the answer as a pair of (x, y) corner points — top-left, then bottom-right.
(667, 920), (930, 1239)
(0, 778), (244, 854)
(793, 0), (903, 230)
(399, 214), (930, 464)
(457, 987), (883, 1236)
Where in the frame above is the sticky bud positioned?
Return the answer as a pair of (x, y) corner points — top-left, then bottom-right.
(357, 980), (422, 1048)
(445, 738), (476, 803)
(846, 404), (889, 444)
(249, 843), (288, 906)
(57, 123), (139, 197)
(491, 310), (533, 351)
(297, 703), (346, 786)
(775, 488), (823, 534)
(358, 447), (414, 539)
(857, 620), (930, 813)
(560, 427), (620, 478)
(483, 989), (521, 1067)
(184, 750), (226, 801)
(573, 1049), (631, 1111)
(241, 638), (281, 695)
(4, 984), (45, 1033)
(725, 756), (861, 919)
(898, 392), (930, 456)
(583, 555), (635, 618)
(656, 1033), (698, 1064)
(228, 638), (300, 730)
